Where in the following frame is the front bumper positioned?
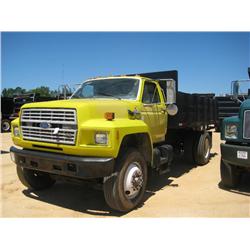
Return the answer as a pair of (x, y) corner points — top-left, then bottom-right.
(221, 143), (250, 169)
(10, 146), (115, 179)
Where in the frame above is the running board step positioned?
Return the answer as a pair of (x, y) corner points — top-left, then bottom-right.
(158, 166), (171, 175)
(160, 156), (168, 165)
(158, 157), (171, 175)
(153, 145), (173, 175)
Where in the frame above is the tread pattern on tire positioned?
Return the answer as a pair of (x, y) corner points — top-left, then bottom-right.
(194, 132), (211, 166)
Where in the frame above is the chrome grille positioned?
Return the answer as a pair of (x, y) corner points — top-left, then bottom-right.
(243, 110), (250, 139)
(21, 109), (77, 145)
(21, 109), (76, 124)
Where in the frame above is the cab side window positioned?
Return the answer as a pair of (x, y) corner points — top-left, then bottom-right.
(142, 81), (160, 104)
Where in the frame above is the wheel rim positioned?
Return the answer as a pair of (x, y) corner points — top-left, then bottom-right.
(123, 162), (143, 200)
(204, 138), (210, 159)
(2, 121), (10, 131)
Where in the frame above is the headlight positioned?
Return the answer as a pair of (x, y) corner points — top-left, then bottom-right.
(14, 127), (20, 137)
(95, 132), (108, 145)
(225, 124), (238, 139)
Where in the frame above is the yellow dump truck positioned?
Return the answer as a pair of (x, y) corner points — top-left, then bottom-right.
(10, 70), (216, 212)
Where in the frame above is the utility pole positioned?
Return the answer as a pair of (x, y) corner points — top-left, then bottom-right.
(62, 63), (65, 85)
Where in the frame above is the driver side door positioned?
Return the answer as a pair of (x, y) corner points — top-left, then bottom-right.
(141, 80), (167, 143)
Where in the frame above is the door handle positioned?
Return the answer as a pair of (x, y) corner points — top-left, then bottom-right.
(143, 104), (153, 108)
(161, 108), (166, 114)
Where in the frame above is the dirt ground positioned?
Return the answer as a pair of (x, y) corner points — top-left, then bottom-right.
(0, 132), (249, 217)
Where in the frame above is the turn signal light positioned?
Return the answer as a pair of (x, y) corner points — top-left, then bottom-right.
(105, 112), (115, 121)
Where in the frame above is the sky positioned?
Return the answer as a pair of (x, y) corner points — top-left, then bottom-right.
(1, 32), (250, 95)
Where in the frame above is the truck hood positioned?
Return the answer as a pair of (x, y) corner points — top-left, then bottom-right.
(240, 99), (250, 110)
(21, 99), (141, 120)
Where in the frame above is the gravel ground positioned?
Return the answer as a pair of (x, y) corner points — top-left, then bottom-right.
(1, 132), (249, 217)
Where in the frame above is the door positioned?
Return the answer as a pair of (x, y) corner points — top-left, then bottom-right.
(141, 80), (167, 143)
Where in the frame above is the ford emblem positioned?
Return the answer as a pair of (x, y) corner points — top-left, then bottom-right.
(40, 122), (51, 129)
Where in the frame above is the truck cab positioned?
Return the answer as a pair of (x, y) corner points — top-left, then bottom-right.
(220, 69), (250, 188)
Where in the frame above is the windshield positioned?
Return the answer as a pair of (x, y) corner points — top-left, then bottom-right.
(71, 78), (140, 100)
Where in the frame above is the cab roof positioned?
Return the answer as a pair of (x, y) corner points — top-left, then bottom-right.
(85, 75), (152, 82)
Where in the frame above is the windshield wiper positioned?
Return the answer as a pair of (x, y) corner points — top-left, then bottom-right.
(97, 92), (121, 100)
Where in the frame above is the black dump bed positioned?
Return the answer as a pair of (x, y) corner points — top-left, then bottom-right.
(167, 92), (216, 130)
(1, 97), (14, 116)
(131, 70), (217, 131)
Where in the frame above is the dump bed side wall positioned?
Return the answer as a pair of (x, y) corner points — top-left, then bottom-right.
(1, 97), (14, 116)
(168, 92), (216, 130)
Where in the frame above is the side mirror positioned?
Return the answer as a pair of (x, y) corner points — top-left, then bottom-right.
(167, 104), (178, 116)
(232, 80), (239, 100)
(166, 79), (176, 104)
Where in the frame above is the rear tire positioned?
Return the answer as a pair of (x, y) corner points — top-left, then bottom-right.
(1, 119), (11, 132)
(103, 149), (147, 212)
(16, 166), (56, 190)
(220, 159), (240, 188)
(193, 132), (212, 165)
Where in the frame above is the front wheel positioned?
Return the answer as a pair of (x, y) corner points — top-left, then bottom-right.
(16, 166), (56, 190)
(220, 159), (240, 188)
(103, 149), (147, 212)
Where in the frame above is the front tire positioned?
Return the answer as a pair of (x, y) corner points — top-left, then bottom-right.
(16, 166), (56, 190)
(220, 159), (240, 188)
(103, 149), (147, 212)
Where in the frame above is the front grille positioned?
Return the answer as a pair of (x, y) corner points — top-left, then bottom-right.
(243, 110), (250, 139)
(21, 109), (77, 145)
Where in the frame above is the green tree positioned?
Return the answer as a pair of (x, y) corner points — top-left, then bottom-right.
(1, 87), (26, 97)
(1, 85), (70, 98)
(31, 86), (51, 97)
(50, 89), (59, 97)
(14, 87), (26, 95)
(2, 88), (14, 97)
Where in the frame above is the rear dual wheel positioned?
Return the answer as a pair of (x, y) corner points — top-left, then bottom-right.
(184, 132), (212, 165)
(194, 132), (211, 165)
(103, 149), (147, 212)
